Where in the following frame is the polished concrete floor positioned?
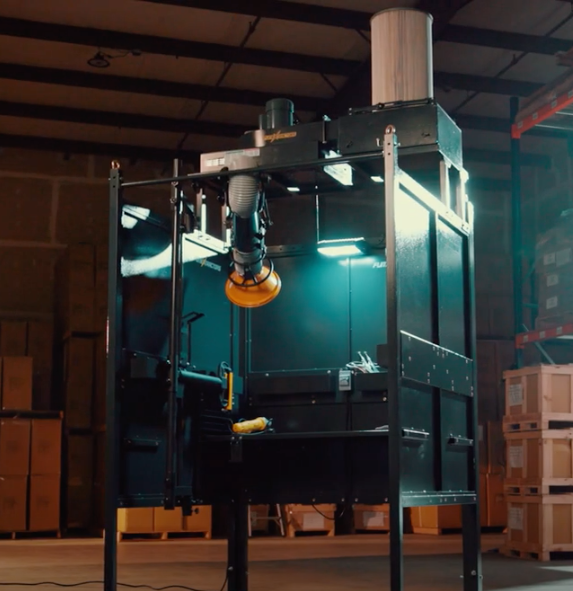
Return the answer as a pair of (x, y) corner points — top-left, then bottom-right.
(0, 534), (572, 591)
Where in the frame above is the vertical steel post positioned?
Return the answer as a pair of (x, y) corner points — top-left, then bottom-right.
(510, 97), (524, 368)
(227, 501), (249, 591)
(384, 126), (404, 591)
(104, 164), (123, 591)
(165, 158), (183, 509)
(462, 202), (483, 591)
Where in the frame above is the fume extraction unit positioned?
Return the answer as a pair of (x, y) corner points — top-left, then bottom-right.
(104, 8), (481, 591)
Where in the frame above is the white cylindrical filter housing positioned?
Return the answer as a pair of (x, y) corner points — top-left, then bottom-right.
(370, 8), (433, 105)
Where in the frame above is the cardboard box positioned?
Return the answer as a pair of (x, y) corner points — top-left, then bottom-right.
(93, 336), (106, 428)
(0, 321), (27, 356)
(94, 244), (108, 332)
(153, 507), (183, 532)
(66, 482), (92, 528)
(0, 419), (31, 475)
(29, 474), (60, 531)
(30, 419), (62, 475)
(118, 508), (154, 533)
(67, 434), (94, 487)
(353, 504), (389, 531)
(410, 505), (461, 534)
(2, 357), (33, 410)
(0, 476), (27, 532)
(56, 244), (95, 333)
(63, 337), (95, 429)
(183, 506), (212, 536)
(26, 321), (54, 411)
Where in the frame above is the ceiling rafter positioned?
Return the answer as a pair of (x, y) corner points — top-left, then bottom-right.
(137, 0), (371, 30)
(0, 62), (328, 112)
(442, 24), (573, 55)
(0, 16), (359, 76)
(0, 60), (545, 119)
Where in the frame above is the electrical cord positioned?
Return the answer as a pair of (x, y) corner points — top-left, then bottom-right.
(0, 579), (228, 591)
(311, 504), (346, 521)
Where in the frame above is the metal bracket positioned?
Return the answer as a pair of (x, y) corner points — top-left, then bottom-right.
(230, 436), (243, 463)
(124, 438), (160, 451)
(338, 369), (352, 392)
(400, 331), (474, 396)
(447, 436), (474, 448)
(402, 428), (429, 443)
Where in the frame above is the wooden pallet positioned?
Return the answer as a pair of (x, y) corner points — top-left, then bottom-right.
(501, 544), (573, 562)
(504, 481), (573, 496)
(411, 526), (505, 536)
(503, 413), (573, 433)
(117, 530), (211, 542)
(0, 530), (61, 540)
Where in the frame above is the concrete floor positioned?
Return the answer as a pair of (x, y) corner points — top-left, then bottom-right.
(0, 534), (572, 591)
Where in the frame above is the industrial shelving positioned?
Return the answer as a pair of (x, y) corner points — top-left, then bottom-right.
(511, 68), (573, 363)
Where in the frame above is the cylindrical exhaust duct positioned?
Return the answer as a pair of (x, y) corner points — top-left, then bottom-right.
(370, 8), (433, 105)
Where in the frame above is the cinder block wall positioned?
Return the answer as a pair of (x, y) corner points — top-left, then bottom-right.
(0, 148), (171, 319)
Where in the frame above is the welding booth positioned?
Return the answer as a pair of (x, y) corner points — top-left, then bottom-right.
(103, 9), (481, 591)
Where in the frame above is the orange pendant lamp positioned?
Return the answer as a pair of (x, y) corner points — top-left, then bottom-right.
(225, 266), (281, 308)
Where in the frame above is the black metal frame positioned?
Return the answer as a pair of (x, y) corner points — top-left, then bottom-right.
(105, 125), (481, 591)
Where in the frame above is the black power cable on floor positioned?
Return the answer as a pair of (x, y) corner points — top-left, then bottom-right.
(0, 579), (228, 591)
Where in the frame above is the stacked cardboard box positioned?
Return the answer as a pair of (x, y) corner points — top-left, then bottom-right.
(477, 340), (515, 423)
(479, 422), (507, 528)
(535, 213), (573, 329)
(353, 504), (389, 532)
(0, 320), (54, 412)
(26, 321), (54, 410)
(117, 507), (212, 540)
(502, 365), (573, 560)
(284, 505), (336, 538)
(29, 419), (62, 532)
(55, 243), (108, 531)
(66, 434), (94, 529)
(0, 417), (61, 533)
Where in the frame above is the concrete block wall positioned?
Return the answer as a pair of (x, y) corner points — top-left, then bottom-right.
(0, 148), (171, 319)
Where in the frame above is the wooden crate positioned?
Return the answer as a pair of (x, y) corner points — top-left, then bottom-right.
(487, 421), (505, 474)
(353, 504), (389, 532)
(505, 429), (573, 487)
(118, 508), (154, 534)
(504, 365), (573, 417)
(504, 494), (573, 560)
(285, 504), (335, 538)
(410, 505), (461, 535)
(249, 505), (270, 533)
(183, 506), (211, 539)
(484, 473), (506, 528)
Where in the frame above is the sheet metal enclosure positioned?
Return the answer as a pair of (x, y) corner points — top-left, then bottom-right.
(105, 104), (481, 591)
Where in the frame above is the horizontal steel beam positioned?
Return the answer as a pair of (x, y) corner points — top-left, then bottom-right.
(0, 16), (359, 76)
(0, 131), (510, 192)
(0, 62), (327, 112)
(0, 100), (250, 138)
(138, 0), (371, 30)
(455, 114), (569, 139)
(442, 25), (573, 55)
(0, 100), (558, 164)
(434, 71), (542, 97)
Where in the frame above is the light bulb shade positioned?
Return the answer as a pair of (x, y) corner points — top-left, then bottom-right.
(225, 267), (282, 308)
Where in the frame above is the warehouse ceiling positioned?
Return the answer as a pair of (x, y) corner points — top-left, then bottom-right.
(0, 0), (571, 188)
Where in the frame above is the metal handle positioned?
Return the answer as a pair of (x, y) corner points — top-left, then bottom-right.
(402, 428), (429, 442)
(447, 436), (474, 447)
